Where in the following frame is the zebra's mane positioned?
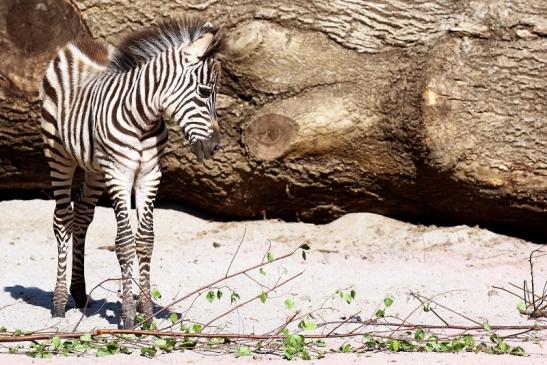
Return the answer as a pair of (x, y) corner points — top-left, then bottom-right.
(109, 17), (225, 73)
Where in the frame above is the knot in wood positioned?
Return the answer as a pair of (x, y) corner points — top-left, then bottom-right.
(6, 0), (84, 55)
(244, 114), (298, 161)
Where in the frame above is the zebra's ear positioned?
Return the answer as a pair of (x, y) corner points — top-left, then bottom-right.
(184, 33), (214, 63)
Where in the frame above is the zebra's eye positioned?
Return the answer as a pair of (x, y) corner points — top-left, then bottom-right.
(197, 85), (212, 98)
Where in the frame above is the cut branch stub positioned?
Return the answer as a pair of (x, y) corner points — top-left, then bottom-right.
(243, 114), (299, 160)
(1, 0), (88, 94)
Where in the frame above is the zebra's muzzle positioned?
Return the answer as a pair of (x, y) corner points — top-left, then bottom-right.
(190, 128), (220, 162)
(191, 138), (219, 162)
(191, 140), (206, 161)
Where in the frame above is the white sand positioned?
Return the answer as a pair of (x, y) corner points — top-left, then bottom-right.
(0, 199), (545, 364)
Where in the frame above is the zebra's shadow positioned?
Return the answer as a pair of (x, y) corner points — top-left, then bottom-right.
(4, 285), (178, 328)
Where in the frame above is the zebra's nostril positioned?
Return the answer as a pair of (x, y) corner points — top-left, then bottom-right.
(212, 143), (220, 154)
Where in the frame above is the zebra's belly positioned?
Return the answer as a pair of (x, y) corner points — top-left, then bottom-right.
(57, 117), (102, 173)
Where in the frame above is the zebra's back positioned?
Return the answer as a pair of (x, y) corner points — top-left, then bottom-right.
(40, 38), (115, 171)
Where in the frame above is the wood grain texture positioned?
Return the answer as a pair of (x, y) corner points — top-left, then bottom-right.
(0, 0), (545, 239)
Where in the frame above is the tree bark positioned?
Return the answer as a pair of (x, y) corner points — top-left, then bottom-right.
(0, 0), (545, 239)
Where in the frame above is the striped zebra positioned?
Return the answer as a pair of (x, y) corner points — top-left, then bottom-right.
(40, 18), (224, 328)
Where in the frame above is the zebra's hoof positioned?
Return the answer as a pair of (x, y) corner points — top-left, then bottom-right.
(51, 307), (66, 318)
(121, 301), (137, 329)
(122, 317), (135, 329)
(137, 298), (154, 319)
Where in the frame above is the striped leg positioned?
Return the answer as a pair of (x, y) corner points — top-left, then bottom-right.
(134, 168), (161, 319)
(104, 168), (137, 329)
(49, 160), (77, 317)
(69, 172), (105, 308)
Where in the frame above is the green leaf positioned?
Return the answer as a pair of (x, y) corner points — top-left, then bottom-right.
(80, 333), (92, 342)
(284, 296), (295, 310)
(415, 328), (425, 341)
(154, 339), (167, 348)
(134, 313), (145, 325)
(230, 291), (240, 304)
(463, 335), (474, 348)
(120, 346), (133, 354)
(517, 301), (526, 313)
(259, 292), (268, 304)
(192, 324), (202, 333)
(384, 297), (394, 307)
(236, 346), (251, 357)
(96, 347), (114, 357)
(375, 309), (385, 318)
(483, 322), (492, 331)
(298, 320), (317, 331)
(439, 342), (451, 352)
(452, 338), (465, 352)
(339, 290), (354, 304)
(340, 343), (352, 353)
(498, 341), (510, 353)
(180, 339), (197, 349)
(206, 290), (215, 303)
(267, 251), (274, 262)
(423, 303), (430, 312)
(388, 339), (400, 352)
(511, 346), (526, 356)
(259, 267), (266, 275)
(490, 333), (502, 345)
(150, 288), (161, 300)
(52, 336), (61, 349)
(216, 290), (223, 300)
(208, 338), (226, 346)
(169, 312), (178, 325)
(140, 346), (157, 358)
(400, 341), (415, 352)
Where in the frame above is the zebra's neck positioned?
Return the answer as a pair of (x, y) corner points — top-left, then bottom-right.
(120, 54), (166, 132)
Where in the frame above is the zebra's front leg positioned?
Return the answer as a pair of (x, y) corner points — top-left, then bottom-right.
(104, 170), (137, 329)
(134, 168), (161, 320)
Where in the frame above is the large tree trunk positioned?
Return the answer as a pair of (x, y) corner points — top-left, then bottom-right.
(0, 0), (545, 239)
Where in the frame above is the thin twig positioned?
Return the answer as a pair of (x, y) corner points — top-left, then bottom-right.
(201, 272), (304, 330)
(135, 245), (301, 328)
(225, 228), (246, 277)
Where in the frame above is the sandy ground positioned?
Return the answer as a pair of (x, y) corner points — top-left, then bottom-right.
(0, 199), (546, 364)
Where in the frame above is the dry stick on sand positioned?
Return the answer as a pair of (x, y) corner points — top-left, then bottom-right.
(493, 248), (547, 318)
(134, 232), (303, 328)
(2, 323), (547, 344)
(4, 246), (547, 357)
(71, 236), (301, 331)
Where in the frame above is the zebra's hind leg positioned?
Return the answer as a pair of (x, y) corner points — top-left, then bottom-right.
(70, 172), (105, 308)
(48, 159), (77, 317)
(104, 168), (137, 329)
(134, 167), (161, 320)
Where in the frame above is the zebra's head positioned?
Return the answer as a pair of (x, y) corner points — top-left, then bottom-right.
(161, 22), (224, 162)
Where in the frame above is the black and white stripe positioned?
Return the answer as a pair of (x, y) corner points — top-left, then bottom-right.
(40, 18), (224, 328)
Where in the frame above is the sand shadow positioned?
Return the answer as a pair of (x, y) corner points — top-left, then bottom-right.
(4, 285), (179, 328)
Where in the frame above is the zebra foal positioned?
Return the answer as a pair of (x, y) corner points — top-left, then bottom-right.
(40, 18), (224, 328)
